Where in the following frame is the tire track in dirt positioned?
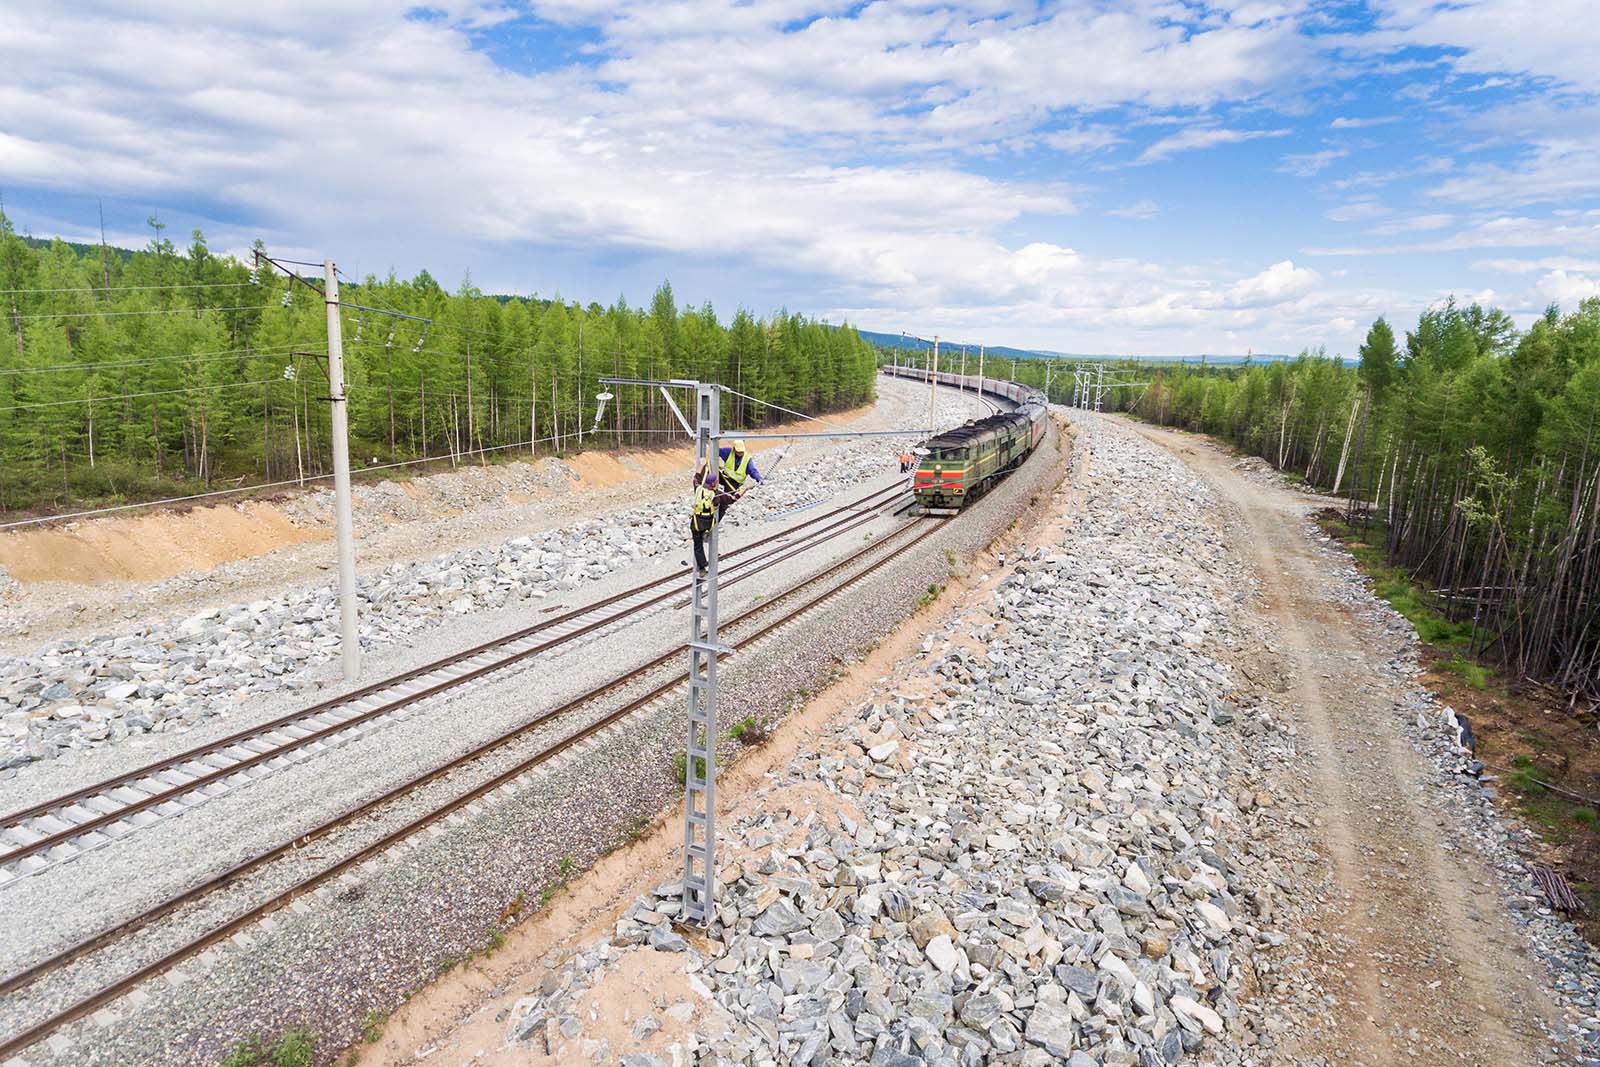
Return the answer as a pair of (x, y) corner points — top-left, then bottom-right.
(1134, 422), (1560, 1067)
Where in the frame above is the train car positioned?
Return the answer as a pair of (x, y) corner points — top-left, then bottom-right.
(881, 365), (1047, 510)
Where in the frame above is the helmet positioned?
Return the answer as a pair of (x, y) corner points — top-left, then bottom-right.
(733, 439), (747, 452)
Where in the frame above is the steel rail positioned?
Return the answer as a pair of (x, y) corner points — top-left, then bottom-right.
(0, 483), (907, 871)
(0, 514), (949, 1059)
(0, 499), (913, 1000)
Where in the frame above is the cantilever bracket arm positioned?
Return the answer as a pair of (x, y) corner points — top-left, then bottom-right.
(715, 428), (929, 442)
(660, 387), (695, 438)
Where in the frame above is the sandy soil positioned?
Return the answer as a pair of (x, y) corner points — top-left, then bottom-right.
(0, 399), (881, 654)
(1134, 421), (1560, 1067)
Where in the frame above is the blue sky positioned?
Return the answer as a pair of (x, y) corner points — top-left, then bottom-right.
(1, 0), (1596, 356)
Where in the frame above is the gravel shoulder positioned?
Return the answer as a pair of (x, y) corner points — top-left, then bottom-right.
(0, 399), (1067, 1067)
(1131, 418), (1585, 1066)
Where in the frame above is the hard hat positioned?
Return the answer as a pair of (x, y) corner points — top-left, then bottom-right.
(733, 438), (747, 452)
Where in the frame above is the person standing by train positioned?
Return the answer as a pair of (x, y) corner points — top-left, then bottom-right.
(689, 461), (736, 574)
(715, 438), (762, 521)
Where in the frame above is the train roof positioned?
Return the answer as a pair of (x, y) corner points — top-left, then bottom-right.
(925, 410), (1029, 449)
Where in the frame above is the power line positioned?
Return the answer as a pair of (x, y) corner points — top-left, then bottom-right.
(719, 385), (844, 431)
(0, 427), (619, 531)
(0, 378), (284, 413)
(0, 342), (321, 377)
(14, 304), (279, 321)
(0, 281), (260, 295)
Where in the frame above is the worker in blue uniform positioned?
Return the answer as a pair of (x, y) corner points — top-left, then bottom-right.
(716, 438), (762, 521)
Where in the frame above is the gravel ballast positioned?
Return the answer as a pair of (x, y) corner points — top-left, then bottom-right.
(0, 384), (1049, 1066)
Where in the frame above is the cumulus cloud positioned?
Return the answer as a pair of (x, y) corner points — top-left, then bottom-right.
(0, 0), (1588, 355)
(1534, 270), (1600, 305)
(1224, 260), (1321, 307)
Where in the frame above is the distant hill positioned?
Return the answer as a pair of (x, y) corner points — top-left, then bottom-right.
(22, 234), (137, 263)
(854, 327), (1313, 365)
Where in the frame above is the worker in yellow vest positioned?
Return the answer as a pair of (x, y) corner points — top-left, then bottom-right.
(716, 439), (763, 522)
(688, 462), (736, 574)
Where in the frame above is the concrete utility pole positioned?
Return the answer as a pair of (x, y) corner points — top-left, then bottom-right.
(324, 261), (360, 680)
(927, 336), (940, 431)
(978, 345), (984, 391)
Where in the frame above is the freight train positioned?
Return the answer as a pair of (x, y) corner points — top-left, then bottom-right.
(882, 365), (1048, 511)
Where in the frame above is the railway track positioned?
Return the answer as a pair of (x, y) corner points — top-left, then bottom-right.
(0, 506), (951, 1060)
(0, 480), (910, 886)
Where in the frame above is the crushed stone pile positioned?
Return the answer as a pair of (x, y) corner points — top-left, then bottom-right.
(499, 413), (1303, 1066)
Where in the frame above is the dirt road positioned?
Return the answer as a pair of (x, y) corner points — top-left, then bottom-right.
(1136, 421), (1563, 1066)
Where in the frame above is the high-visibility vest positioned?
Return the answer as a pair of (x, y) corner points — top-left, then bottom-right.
(691, 484), (717, 531)
(721, 449), (752, 487)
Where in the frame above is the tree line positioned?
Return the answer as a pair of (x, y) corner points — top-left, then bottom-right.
(965, 301), (1598, 703)
(0, 213), (879, 515)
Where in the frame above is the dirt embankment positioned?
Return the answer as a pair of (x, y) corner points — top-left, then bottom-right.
(0, 405), (868, 590)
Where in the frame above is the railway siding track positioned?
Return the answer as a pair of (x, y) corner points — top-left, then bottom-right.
(0, 482), (907, 885)
(0, 508), (951, 1061)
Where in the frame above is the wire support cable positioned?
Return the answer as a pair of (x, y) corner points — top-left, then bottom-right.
(0, 378), (284, 413)
(13, 304), (279, 321)
(0, 429), (597, 531)
(0, 281), (261, 296)
(0, 343), (322, 377)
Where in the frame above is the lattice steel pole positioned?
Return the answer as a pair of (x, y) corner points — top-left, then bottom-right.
(682, 383), (724, 926)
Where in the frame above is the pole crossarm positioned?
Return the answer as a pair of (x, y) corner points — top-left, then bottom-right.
(599, 376), (698, 388)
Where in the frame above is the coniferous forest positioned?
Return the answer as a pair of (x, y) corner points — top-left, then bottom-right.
(984, 299), (1600, 702)
(0, 214), (879, 516)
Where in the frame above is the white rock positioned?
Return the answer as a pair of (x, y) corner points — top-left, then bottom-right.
(924, 935), (961, 974)
(867, 739), (899, 763)
(1171, 994), (1225, 1035)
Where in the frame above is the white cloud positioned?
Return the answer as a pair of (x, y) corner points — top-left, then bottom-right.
(1224, 260), (1321, 307)
(1369, 213), (1454, 234)
(0, 1), (1587, 358)
(1278, 147), (1349, 176)
(1108, 199), (1160, 219)
(1428, 140), (1600, 205)
(1377, 0), (1600, 94)
(1473, 256), (1600, 274)
(1041, 125), (1124, 153)
(1533, 270), (1600, 305)
(1330, 115), (1398, 129)
(1306, 211), (1600, 255)
(1136, 125), (1291, 164)
(1327, 199), (1389, 222)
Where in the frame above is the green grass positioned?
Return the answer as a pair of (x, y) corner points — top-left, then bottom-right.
(219, 1031), (315, 1067)
(1508, 754), (1546, 795)
(361, 1011), (387, 1044)
(1443, 655), (1490, 689)
(670, 752), (708, 783)
(730, 716), (769, 745)
(1323, 517), (1475, 652)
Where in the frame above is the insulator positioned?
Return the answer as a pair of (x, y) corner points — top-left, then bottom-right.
(282, 364), (296, 381)
(281, 289), (293, 308)
(384, 328), (395, 349)
(353, 316), (364, 343)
